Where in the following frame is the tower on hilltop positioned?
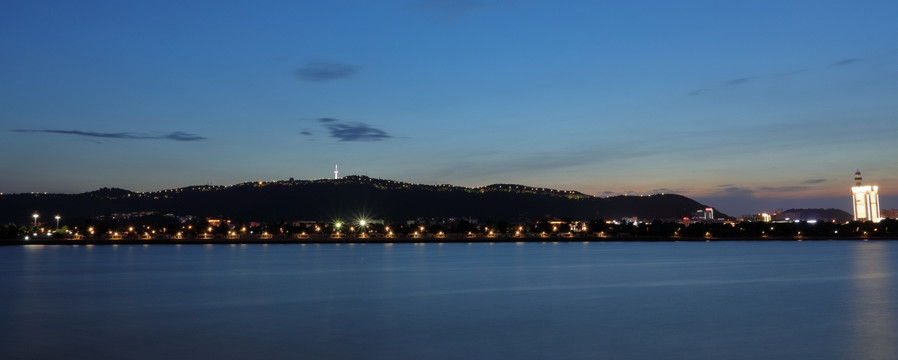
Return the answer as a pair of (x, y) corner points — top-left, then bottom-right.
(334, 164), (339, 180)
(851, 170), (881, 222)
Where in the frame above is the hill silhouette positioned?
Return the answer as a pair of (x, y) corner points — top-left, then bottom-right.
(0, 176), (724, 223)
(778, 208), (853, 222)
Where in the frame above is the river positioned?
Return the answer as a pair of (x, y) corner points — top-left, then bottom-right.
(1, 241), (896, 359)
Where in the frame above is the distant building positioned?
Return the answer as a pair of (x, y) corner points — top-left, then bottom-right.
(207, 218), (230, 227)
(693, 207), (714, 221)
(882, 209), (898, 220)
(741, 213), (772, 222)
(851, 170), (881, 222)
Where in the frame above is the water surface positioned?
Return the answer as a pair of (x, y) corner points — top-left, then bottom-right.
(1, 241), (896, 359)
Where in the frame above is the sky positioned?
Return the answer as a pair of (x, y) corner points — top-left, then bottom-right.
(2, 0), (897, 216)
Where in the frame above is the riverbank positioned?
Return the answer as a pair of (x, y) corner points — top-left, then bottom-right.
(1, 235), (892, 246)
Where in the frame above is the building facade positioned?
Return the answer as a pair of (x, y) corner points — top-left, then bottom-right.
(851, 170), (881, 222)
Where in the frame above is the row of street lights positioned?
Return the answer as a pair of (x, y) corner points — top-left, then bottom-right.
(31, 213), (62, 229)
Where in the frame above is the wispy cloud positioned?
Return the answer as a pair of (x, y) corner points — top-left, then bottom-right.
(771, 69), (807, 78)
(723, 77), (755, 87)
(831, 58), (864, 67)
(759, 185), (810, 192)
(689, 55), (872, 96)
(715, 185), (756, 197)
(10, 129), (206, 141)
(427, 144), (659, 182)
(295, 61), (358, 82)
(711, 179), (825, 197)
(315, 118), (393, 141)
(690, 76), (762, 95)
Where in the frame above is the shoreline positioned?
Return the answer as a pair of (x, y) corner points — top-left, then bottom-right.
(1, 235), (893, 246)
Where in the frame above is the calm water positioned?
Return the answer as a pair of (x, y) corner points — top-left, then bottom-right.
(1, 241), (896, 360)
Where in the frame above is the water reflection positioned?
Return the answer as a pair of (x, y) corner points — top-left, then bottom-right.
(851, 242), (896, 359)
(4, 242), (898, 360)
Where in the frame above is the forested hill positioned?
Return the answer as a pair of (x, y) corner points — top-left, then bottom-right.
(0, 176), (725, 223)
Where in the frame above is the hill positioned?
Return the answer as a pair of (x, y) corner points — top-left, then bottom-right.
(778, 208), (853, 222)
(0, 176), (725, 223)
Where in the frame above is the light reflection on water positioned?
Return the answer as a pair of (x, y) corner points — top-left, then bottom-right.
(0, 241), (896, 360)
(851, 243), (896, 360)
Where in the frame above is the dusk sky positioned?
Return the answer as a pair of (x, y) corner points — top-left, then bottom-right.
(2, 1), (897, 216)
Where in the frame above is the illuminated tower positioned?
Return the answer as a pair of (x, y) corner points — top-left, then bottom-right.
(851, 170), (881, 222)
(334, 164), (339, 180)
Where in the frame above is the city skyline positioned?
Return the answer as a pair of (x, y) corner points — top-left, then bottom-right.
(2, 1), (897, 216)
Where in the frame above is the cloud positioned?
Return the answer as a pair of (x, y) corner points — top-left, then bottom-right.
(715, 185), (756, 197)
(772, 69), (807, 78)
(300, 130), (313, 136)
(723, 77), (754, 87)
(161, 131), (206, 141)
(689, 76), (758, 95)
(317, 118), (393, 141)
(758, 185), (809, 192)
(689, 76), (757, 95)
(689, 54), (872, 95)
(426, 144), (660, 183)
(831, 58), (864, 67)
(418, 0), (483, 20)
(11, 129), (206, 141)
(709, 180), (825, 198)
(295, 62), (358, 82)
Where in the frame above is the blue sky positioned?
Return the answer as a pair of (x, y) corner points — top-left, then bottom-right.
(2, 0), (897, 215)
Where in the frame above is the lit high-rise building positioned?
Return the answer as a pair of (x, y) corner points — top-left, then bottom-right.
(851, 170), (881, 222)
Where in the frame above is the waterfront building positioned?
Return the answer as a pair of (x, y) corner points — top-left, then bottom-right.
(851, 170), (881, 222)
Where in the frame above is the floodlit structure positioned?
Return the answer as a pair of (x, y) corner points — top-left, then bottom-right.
(334, 164), (339, 180)
(851, 170), (881, 222)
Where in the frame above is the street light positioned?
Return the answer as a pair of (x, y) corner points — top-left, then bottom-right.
(55, 215), (61, 229)
(33, 213), (39, 226)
